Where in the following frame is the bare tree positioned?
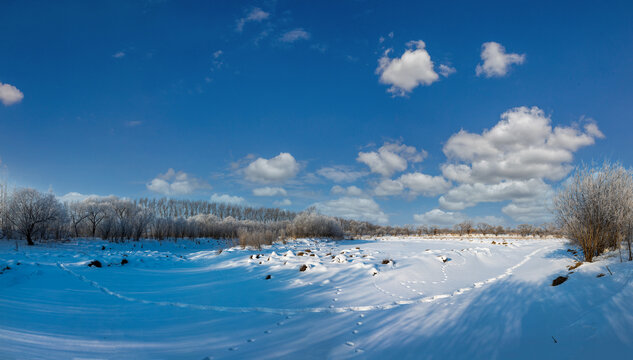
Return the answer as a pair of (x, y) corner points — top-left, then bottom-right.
(6, 188), (63, 245)
(67, 202), (89, 237)
(476, 222), (493, 236)
(554, 163), (633, 262)
(455, 221), (474, 236)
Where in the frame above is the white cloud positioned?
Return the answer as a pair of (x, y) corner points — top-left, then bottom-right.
(274, 198), (292, 207)
(331, 185), (363, 196)
(314, 197), (388, 224)
(0, 82), (24, 106)
(253, 186), (287, 197)
(413, 209), (505, 227)
(501, 191), (553, 224)
(442, 106), (603, 184)
(210, 193), (246, 205)
(236, 7), (270, 32)
(376, 40), (439, 96)
(438, 64), (456, 77)
(413, 209), (466, 227)
(374, 179), (405, 196)
(438, 179), (551, 211)
(374, 172), (451, 197)
(357, 141), (426, 177)
(146, 169), (210, 195)
(279, 28), (310, 43)
(435, 106), (603, 223)
(476, 42), (525, 78)
(244, 153), (300, 183)
(398, 172), (452, 197)
(113, 51), (125, 58)
(317, 166), (367, 183)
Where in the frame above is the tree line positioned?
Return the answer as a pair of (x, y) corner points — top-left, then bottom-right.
(0, 186), (558, 248)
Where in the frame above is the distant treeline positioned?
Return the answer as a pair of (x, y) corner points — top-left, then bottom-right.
(0, 186), (558, 248)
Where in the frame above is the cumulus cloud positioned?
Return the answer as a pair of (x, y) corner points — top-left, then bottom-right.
(442, 106), (603, 184)
(244, 153), (300, 183)
(331, 185), (363, 196)
(438, 179), (551, 211)
(376, 40), (439, 96)
(0, 82), (24, 106)
(252, 186), (287, 197)
(413, 209), (466, 227)
(210, 193), (246, 205)
(236, 7), (270, 32)
(399, 173), (452, 197)
(317, 166), (367, 183)
(357, 141), (426, 177)
(146, 169), (210, 195)
(413, 209), (504, 227)
(314, 197), (388, 224)
(435, 106), (604, 223)
(374, 172), (451, 197)
(374, 179), (405, 196)
(279, 28), (310, 43)
(501, 191), (553, 223)
(476, 42), (525, 78)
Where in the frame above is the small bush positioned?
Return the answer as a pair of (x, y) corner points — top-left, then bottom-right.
(554, 163), (633, 262)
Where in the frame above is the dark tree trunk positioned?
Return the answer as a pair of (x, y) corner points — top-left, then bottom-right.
(26, 234), (34, 246)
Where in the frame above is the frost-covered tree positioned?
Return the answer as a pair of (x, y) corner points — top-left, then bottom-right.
(554, 163), (633, 261)
(6, 188), (64, 245)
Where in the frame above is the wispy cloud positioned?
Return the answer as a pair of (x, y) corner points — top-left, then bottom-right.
(279, 28), (310, 43)
(236, 7), (270, 32)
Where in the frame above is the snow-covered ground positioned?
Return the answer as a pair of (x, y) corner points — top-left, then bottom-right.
(1, 236), (633, 359)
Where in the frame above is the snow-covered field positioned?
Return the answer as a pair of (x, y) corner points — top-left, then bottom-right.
(1, 236), (633, 359)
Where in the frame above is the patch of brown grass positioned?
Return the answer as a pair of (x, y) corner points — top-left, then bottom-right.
(567, 261), (582, 271)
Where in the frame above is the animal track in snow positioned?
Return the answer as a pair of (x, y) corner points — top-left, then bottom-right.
(55, 246), (549, 315)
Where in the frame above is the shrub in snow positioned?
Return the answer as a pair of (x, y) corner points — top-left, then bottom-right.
(554, 162), (633, 262)
(288, 210), (343, 239)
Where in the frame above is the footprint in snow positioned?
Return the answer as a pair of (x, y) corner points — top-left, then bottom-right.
(264, 330), (271, 334)
(247, 339), (255, 343)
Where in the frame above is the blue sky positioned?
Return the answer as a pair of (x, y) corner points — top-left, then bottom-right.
(1, 0), (632, 226)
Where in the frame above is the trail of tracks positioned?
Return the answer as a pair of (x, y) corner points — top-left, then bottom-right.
(57, 245), (550, 315)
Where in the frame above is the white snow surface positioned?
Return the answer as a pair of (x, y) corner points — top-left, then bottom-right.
(1, 236), (633, 359)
